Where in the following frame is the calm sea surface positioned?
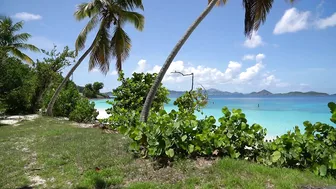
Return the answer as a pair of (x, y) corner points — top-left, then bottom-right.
(91, 96), (336, 137)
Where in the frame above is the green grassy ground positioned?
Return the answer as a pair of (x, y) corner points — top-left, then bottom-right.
(1, 118), (335, 189)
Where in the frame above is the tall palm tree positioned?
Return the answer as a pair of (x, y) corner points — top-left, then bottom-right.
(0, 17), (40, 64)
(46, 0), (145, 116)
(140, 0), (295, 122)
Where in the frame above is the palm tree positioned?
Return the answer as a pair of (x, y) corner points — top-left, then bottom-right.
(140, 0), (295, 122)
(0, 17), (40, 64)
(46, 0), (145, 116)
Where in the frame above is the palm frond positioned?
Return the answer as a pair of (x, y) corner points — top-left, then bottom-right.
(74, 1), (101, 20)
(110, 24), (131, 71)
(75, 14), (99, 53)
(12, 43), (40, 52)
(117, 0), (144, 11)
(12, 33), (31, 43)
(88, 20), (111, 74)
(243, 0), (273, 37)
(120, 11), (144, 31)
(11, 21), (24, 31)
(10, 48), (34, 64)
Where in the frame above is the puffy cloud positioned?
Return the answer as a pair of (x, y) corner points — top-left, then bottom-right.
(273, 8), (310, 35)
(133, 59), (147, 73)
(315, 13), (336, 29)
(12, 12), (42, 21)
(141, 54), (268, 87)
(263, 75), (276, 85)
(256, 53), (266, 62)
(261, 74), (289, 88)
(243, 31), (263, 48)
(239, 63), (264, 81)
(146, 60), (243, 84)
(242, 54), (255, 61)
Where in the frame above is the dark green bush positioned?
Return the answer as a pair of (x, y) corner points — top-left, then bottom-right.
(69, 98), (98, 123)
(43, 77), (81, 117)
(329, 102), (336, 124)
(0, 56), (36, 114)
(106, 72), (170, 127)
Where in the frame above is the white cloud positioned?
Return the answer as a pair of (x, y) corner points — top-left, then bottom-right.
(256, 53), (266, 62)
(239, 63), (264, 81)
(242, 54), (255, 61)
(243, 31), (263, 48)
(263, 75), (276, 85)
(315, 13), (336, 29)
(273, 8), (310, 35)
(261, 74), (289, 88)
(146, 60), (243, 85)
(110, 70), (118, 76)
(12, 12), (42, 21)
(133, 59), (147, 73)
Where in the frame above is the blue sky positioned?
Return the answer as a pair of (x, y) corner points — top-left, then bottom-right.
(1, 0), (336, 93)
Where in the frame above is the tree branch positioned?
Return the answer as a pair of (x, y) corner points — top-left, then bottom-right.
(171, 71), (194, 91)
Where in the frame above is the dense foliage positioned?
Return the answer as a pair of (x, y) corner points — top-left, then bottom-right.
(259, 105), (336, 177)
(0, 47), (98, 122)
(69, 98), (98, 123)
(0, 55), (36, 114)
(106, 72), (170, 126)
(106, 73), (336, 177)
(82, 82), (105, 98)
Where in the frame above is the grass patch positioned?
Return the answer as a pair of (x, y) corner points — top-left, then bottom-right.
(0, 118), (335, 188)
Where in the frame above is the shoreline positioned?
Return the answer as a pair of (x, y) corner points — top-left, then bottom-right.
(95, 109), (278, 140)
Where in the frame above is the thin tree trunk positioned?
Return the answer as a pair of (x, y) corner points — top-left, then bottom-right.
(46, 45), (94, 116)
(140, 0), (219, 122)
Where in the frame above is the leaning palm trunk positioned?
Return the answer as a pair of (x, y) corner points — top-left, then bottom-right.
(140, 0), (219, 122)
(46, 44), (94, 116)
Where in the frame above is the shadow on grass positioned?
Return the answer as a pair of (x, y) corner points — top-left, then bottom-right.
(75, 178), (122, 189)
(16, 186), (33, 189)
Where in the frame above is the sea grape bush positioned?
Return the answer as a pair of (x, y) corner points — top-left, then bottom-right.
(107, 73), (265, 160)
(107, 73), (336, 177)
(116, 97), (266, 160)
(259, 103), (336, 177)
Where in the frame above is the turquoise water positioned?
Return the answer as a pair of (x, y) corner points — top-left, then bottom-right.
(91, 96), (336, 137)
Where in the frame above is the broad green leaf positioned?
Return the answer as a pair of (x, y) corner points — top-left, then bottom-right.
(181, 135), (187, 142)
(188, 144), (194, 153)
(165, 149), (175, 158)
(319, 165), (327, 176)
(271, 151), (281, 163)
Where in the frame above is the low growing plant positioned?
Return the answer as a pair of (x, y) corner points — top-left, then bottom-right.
(69, 98), (98, 123)
(259, 103), (336, 177)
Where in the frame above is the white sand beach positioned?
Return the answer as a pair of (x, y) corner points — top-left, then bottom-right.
(97, 108), (109, 119)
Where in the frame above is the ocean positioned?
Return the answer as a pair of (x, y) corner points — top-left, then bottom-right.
(91, 96), (336, 137)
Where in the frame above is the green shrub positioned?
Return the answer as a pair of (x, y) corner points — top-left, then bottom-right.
(0, 56), (36, 114)
(69, 98), (98, 123)
(259, 103), (336, 177)
(43, 77), (81, 117)
(106, 72), (170, 127)
(112, 86), (265, 160)
(328, 102), (336, 124)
